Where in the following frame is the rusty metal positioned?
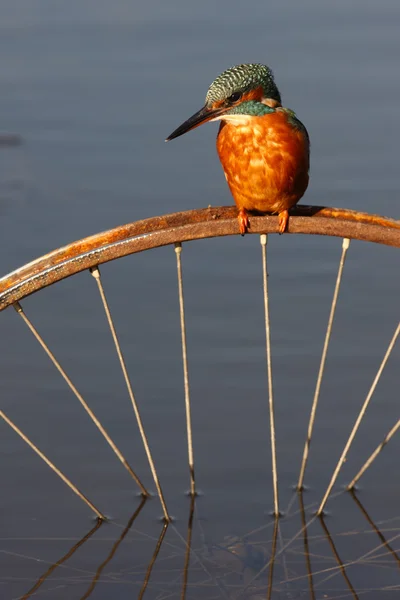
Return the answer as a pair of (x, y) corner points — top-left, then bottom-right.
(1, 205), (400, 311)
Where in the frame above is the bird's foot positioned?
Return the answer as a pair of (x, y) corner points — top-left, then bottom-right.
(238, 209), (250, 236)
(278, 210), (289, 234)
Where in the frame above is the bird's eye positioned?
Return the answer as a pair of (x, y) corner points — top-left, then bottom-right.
(227, 91), (242, 103)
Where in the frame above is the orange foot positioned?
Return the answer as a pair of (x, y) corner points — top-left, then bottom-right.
(238, 209), (250, 236)
(278, 210), (289, 234)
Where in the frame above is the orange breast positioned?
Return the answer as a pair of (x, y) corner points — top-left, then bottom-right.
(216, 110), (309, 214)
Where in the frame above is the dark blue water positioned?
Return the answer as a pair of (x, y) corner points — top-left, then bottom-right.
(1, 1), (400, 598)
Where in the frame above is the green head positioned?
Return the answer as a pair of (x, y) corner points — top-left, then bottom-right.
(205, 63), (281, 107)
(166, 63), (282, 141)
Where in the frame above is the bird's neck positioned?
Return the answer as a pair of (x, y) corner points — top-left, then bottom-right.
(212, 101), (275, 126)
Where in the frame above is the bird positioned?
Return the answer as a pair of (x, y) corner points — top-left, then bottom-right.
(166, 63), (310, 235)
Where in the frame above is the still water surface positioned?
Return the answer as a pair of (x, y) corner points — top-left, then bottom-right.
(1, 1), (400, 598)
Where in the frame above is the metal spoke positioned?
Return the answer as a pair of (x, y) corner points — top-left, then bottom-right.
(13, 301), (147, 496)
(174, 243), (195, 496)
(260, 234), (279, 516)
(298, 238), (350, 490)
(90, 266), (169, 521)
(317, 321), (400, 515)
(348, 417), (400, 489)
(1, 410), (104, 519)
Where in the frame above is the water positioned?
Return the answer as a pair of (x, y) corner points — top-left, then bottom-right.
(1, 1), (400, 598)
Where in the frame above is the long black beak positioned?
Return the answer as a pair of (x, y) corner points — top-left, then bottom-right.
(165, 105), (225, 141)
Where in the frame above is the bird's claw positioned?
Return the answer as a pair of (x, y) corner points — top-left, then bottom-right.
(238, 210), (250, 236)
(278, 210), (289, 234)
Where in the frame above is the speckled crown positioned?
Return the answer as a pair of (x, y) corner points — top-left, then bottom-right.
(205, 63), (281, 105)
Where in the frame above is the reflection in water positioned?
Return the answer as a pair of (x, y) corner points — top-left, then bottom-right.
(80, 497), (147, 599)
(138, 520), (169, 599)
(14, 491), (400, 599)
(181, 495), (195, 600)
(299, 491), (315, 600)
(350, 489), (400, 568)
(266, 517), (279, 600)
(319, 513), (359, 599)
(21, 518), (103, 600)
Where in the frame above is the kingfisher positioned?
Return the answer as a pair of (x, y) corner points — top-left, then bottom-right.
(166, 63), (309, 235)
